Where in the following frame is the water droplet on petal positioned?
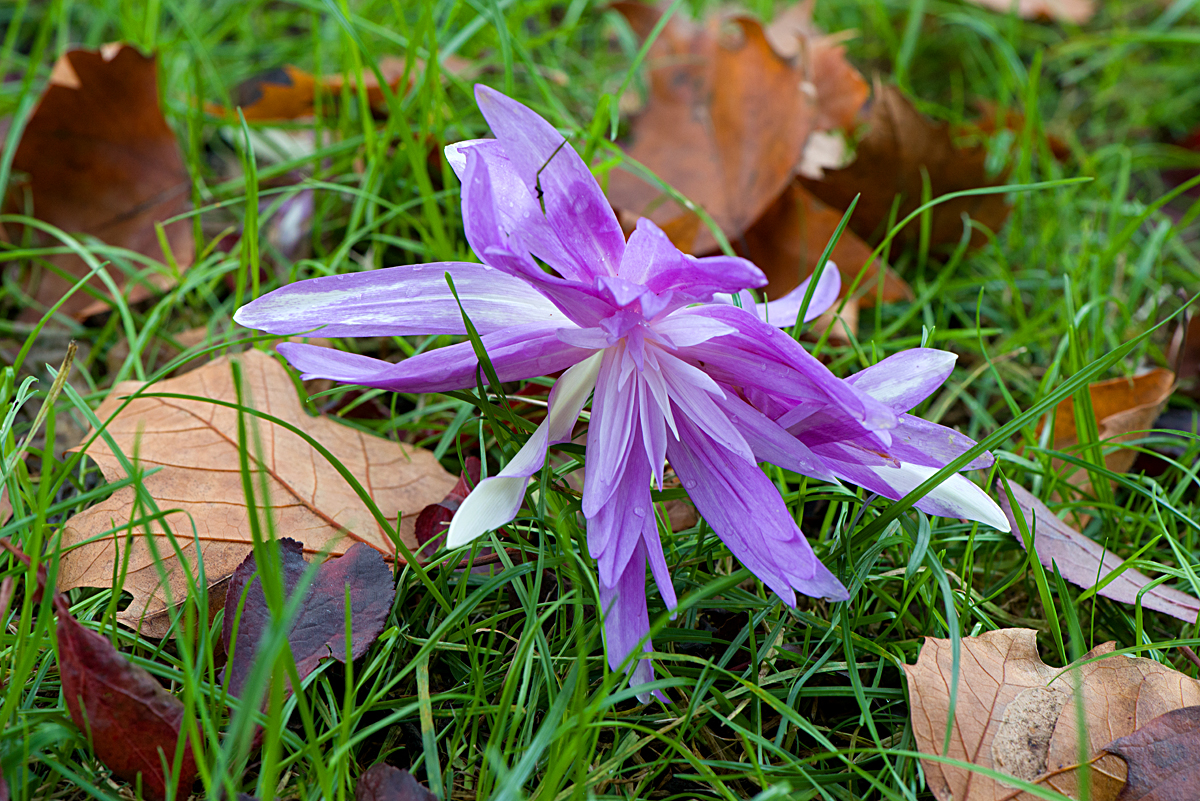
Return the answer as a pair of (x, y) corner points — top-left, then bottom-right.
(683, 479), (698, 490)
(633, 506), (645, 518)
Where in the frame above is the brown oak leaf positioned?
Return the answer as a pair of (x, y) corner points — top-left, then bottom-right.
(905, 628), (1200, 801)
(10, 44), (192, 320)
(57, 349), (456, 637)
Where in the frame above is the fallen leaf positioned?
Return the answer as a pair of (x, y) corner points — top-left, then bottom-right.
(740, 182), (912, 305)
(1105, 705), (1200, 801)
(1168, 312), (1200, 399)
(999, 482), (1199, 624)
(356, 764), (436, 801)
(414, 456), (482, 557)
(606, 9), (814, 255)
(801, 85), (1011, 248)
(57, 349), (456, 637)
(1046, 368), (1175, 489)
(222, 538), (394, 698)
(1, 539), (196, 801)
(10, 44), (192, 319)
(964, 0), (1095, 25)
(905, 628), (1200, 801)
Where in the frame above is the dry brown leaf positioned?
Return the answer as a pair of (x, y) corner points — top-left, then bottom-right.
(906, 629), (1200, 801)
(10, 45), (192, 319)
(965, 0), (1095, 25)
(741, 182), (912, 306)
(57, 349), (456, 637)
(1168, 311), (1200, 399)
(1047, 368), (1175, 481)
(801, 85), (1011, 248)
(606, 8), (814, 255)
(999, 483), (1199, 624)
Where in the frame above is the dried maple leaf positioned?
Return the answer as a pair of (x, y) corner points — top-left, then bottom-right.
(905, 628), (1200, 801)
(222, 538), (394, 698)
(10, 44), (192, 319)
(606, 8), (815, 255)
(1105, 705), (1200, 801)
(1000, 483), (1199, 624)
(1, 539), (196, 801)
(356, 764), (436, 801)
(57, 349), (456, 637)
(801, 85), (1011, 248)
(965, 0), (1095, 24)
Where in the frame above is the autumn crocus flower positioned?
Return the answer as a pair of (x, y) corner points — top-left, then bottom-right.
(235, 86), (1007, 697)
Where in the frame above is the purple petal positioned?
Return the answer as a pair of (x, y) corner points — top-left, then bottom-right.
(710, 389), (840, 483)
(646, 254), (767, 302)
(754, 265), (842, 327)
(598, 538), (658, 700)
(590, 427), (654, 588)
(475, 85), (625, 282)
(844, 349), (956, 413)
(234, 262), (568, 338)
(638, 378), (668, 490)
(652, 314), (736, 348)
(656, 350), (752, 463)
(444, 138), (491, 178)
(582, 348), (639, 517)
(885, 415), (994, 471)
(275, 323), (593, 394)
(617, 217), (685, 286)
(666, 414), (848, 605)
(674, 305), (897, 433)
(642, 519), (677, 611)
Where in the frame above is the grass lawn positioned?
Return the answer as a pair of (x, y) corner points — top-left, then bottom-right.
(2, 0), (1200, 799)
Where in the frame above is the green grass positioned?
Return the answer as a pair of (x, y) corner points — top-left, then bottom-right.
(3, 0), (1200, 799)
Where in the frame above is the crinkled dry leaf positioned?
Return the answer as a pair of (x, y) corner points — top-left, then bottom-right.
(11, 45), (192, 319)
(741, 182), (912, 306)
(999, 483), (1199, 624)
(222, 538), (394, 698)
(965, 0), (1095, 25)
(356, 764), (436, 801)
(801, 85), (1011, 248)
(58, 349), (456, 637)
(1105, 705), (1200, 801)
(606, 8), (814, 255)
(905, 628), (1200, 801)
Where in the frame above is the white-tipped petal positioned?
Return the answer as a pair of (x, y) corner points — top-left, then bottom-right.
(445, 351), (603, 548)
(868, 463), (1010, 531)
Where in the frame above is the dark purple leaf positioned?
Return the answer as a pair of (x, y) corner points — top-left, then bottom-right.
(415, 456), (481, 557)
(1105, 705), (1200, 800)
(355, 764), (436, 801)
(221, 538), (395, 697)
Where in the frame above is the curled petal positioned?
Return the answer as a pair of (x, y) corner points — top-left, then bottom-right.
(276, 324), (593, 395)
(845, 349), (957, 413)
(444, 139), (491, 178)
(475, 85), (625, 282)
(829, 457), (1009, 530)
(666, 414), (848, 605)
(233, 262), (567, 337)
(748, 264), (842, 327)
(446, 351), (603, 548)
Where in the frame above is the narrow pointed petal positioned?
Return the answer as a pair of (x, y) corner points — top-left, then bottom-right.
(638, 380), (668, 490)
(845, 349), (957, 412)
(233, 262), (567, 337)
(276, 324), (594, 395)
(665, 415), (849, 604)
(582, 349), (640, 517)
(446, 352), (602, 548)
(598, 540), (658, 700)
(656, 351), (753, 464)
(475, 85), (625, 281)
(755, 265), (841, 327)
(642, 519), (677, 611)
(887, 415), (995, 471)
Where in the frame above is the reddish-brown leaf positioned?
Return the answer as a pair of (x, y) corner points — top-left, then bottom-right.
(801, 85), (1011, 248)
(606, 9), (814, 255)
(740, 181), (912, 305)
(414, 456), (482, 556)
(355, 764), (436, 801)
(1000, 483), (1199, 623)
(10, 45), (192, 319)
(1, 538), (196, 801)
(1106, 706), (1200, 801)
(965, 0), (1095, 24)
(222, 538), (395, 698)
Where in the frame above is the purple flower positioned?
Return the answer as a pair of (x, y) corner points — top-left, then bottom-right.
(235, 86), (1007, 699)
